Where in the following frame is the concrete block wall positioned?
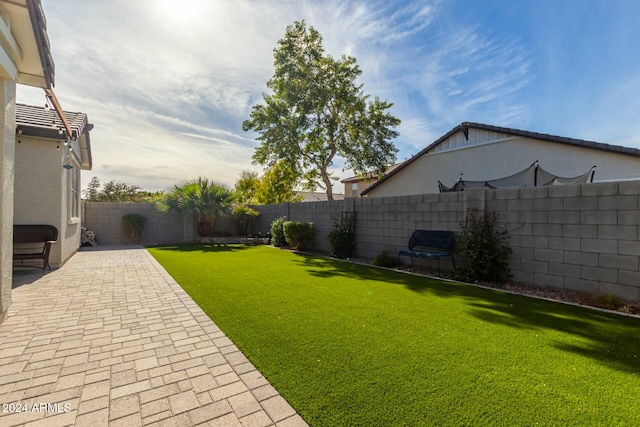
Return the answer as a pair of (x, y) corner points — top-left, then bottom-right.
(351, 192), (465, 261)
(252, 182), (640, 302)
(83, 203), (246, 245)
(83, 202), (194, 245)
(252, 192), (468, 270)
(500, 181), (640, 302)
(251, 200), (345, 253)
(83, 180), (640, 302)
(251, 203), (288, 234)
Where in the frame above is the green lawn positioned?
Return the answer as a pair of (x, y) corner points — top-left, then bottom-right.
(148, 244), (640, 426)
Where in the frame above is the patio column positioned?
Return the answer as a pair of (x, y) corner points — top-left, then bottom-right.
(0, 78), (16, 324)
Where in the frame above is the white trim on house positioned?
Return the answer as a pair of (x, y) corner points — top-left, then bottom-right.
(67, 163), (80, 221)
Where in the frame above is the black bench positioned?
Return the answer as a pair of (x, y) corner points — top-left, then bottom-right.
(13, 225), (58, 273)
(398, 230), (455, 275)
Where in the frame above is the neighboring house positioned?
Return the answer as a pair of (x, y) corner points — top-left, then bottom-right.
(363, 122), (640, 197)
(14, 104), (93, 267)
(296, 191), (345, 202)
(0, 0), (64, 324)
(342, 164), (401, 198)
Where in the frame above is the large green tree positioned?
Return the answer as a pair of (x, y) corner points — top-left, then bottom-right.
(243, 20), (400, 200)
(234, 170), (261, 204)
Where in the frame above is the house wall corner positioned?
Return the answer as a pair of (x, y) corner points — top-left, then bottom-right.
(0, 78), (16, 324)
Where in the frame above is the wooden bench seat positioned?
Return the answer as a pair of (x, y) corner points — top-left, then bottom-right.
(13, 225), (58, 273)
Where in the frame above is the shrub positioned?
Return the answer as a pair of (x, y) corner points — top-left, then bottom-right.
(589, 293), (626, 310)
(329, 217), (356, 259)
(372, 251), (398, 268)
(270, 217), (288, 247)
(602, 294), (625, 309)
(452, 209), (512, 285)
(122, 214), (147, 244)
(283, 221), (314, 251)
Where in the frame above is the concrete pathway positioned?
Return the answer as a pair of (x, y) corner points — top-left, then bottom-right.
(0, 247), (307, 426)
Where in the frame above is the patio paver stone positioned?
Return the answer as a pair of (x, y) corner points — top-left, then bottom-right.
(0, 246), (306, 426)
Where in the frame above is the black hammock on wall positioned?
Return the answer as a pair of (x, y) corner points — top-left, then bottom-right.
(438, 161), (596, 192)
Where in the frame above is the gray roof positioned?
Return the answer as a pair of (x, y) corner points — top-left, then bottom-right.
(296, 191), (345, 202)
(428, 122), (640, 156)
(362, 122), (640, 196)
(16, 103), (91, 141)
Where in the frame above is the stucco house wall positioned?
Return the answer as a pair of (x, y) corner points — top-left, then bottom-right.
(0, 80), (15, 324)
(0, 0), (57, 324)
(342, 164), (402, 198)
(365, 125), (640, 197)
(13, 135), (85, 266)
(343, 177), (377, 198)
(13, 103), (92, 267)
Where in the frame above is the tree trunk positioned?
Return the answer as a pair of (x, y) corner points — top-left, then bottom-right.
(321, 166), (334, 200)
(320, 146), (337, 200)
(197, 216), (214, 237)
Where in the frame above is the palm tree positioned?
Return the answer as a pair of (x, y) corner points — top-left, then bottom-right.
(156, 177), (235, 237)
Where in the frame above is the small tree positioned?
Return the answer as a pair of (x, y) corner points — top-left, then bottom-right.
(136, 190), (166, 203)
(232, 204), (260, 236)
(270, 217), (288, 247)
(83, 176), (101, 200)
(283, 221), (314, 251)
(329, 216), (356, 258)
(156, 177), (235, 237)
(83, 176), (150, 203)
(234, 170), (261, 204)
(122, 214), (147, 244)
(452, 209), (512, 285)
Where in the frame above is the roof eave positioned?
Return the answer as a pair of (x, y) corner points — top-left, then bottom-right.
(15, 105), (94, 170)
(460, 122), (640, 157)
(25, 0), (54, 88)
(0, 0), (54, 88)
(361, 121), (640, 196)
(79, 124), (93, 170)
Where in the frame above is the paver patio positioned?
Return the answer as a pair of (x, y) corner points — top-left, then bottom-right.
(0, 246), (307, 427)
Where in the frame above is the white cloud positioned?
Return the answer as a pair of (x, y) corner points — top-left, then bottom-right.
(19, 0), (539, 192)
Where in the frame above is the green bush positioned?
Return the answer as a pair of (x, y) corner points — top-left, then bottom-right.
(270, 217), (288, 247)
(329, 218), (356, 258)
(122, 214), (147, 244)
(372, 251), (398, 268)
(603, 294), (625, 309)
(283, 221), (314, 251)
(452, 209), (512, 285)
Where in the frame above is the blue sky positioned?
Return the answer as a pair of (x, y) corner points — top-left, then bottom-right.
(18, 0), (640, 192)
